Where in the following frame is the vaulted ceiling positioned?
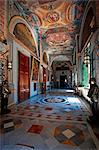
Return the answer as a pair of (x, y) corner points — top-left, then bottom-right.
(12, 0), (86, 67)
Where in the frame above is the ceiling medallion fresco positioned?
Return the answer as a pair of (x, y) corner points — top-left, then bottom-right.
(45, 11), (59, 23)
(42, 27), (73, 46)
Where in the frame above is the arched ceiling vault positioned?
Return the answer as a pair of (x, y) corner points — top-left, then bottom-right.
(13, 0), (86, 63)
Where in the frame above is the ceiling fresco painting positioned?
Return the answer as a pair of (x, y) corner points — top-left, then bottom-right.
(38, 0), (57, 5)
(8, 0), (86, 66)
(45, 11), (60, 23)
(40, 1), (61, 10)
(46, 32), (71, 46)
(42, 26), (73, 47)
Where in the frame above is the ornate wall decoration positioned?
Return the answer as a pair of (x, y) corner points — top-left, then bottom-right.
(74, 1), (85, 26)
(38, 0), (56, 5)
(8, 0), (20, 22)
(45, 11), (59, 23)
(66, 4), (75, 22)
(10, 0), (42, 28)
(40, 1), (61, 10)
(45, 27), (67, 34)
(0, 0), (5, 34)
(32, 58), (39, 81)
(0, 44), (9, 82)
(13, 23), (37, 56)
(27, 13), (42, 27)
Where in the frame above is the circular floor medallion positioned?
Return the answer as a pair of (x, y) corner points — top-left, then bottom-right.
(43, 97), (66, 103)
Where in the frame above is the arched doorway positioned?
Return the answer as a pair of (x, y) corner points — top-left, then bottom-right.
(9, 16), (38, 102)
(50, 55), (72, 89)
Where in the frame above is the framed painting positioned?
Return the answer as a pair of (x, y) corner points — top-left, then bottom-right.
(32, 58), (39, 81)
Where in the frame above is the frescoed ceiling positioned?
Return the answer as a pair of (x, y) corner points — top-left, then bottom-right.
(10, 0), (86, 66)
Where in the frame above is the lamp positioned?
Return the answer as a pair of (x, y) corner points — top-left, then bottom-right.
(44, 74), (46, 77)
(84, 55), (90, 66)
(7, 61), (12, 70)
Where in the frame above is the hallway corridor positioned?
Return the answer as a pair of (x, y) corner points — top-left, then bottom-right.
(1, 90), (99, 150)
(0, 1), (99, 149)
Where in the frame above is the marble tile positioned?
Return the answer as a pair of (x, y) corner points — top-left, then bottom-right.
(4, 122), (14, 129)
(27, 124), (44, 134)
(62, 129), (75, 139)
(45, 137), (59, 150)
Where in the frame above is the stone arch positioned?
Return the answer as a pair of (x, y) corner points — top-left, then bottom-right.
(50, 55), (70, 67)
(79, 1), (96, 51)
(9, 16), (38, 56)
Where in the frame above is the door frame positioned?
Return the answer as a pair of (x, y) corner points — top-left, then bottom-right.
(18, 51), (30, 103)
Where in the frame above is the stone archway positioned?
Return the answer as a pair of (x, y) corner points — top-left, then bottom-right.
(9, 16), (38, 56)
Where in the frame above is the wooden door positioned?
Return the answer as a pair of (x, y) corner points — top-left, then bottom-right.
(18, 52), (30, 102)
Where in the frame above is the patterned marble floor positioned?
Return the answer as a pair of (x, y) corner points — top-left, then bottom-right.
(0, 90), (99, 150)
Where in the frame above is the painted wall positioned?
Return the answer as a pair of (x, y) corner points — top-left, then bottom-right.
(30, 82), (38, 97)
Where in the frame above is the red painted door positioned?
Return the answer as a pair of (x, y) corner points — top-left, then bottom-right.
(18, 52), (30, 102)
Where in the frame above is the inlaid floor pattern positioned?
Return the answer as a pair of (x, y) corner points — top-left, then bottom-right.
(1, 90), (98, 150)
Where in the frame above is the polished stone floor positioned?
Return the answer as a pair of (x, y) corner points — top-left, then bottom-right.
(0, 89), (99, 150)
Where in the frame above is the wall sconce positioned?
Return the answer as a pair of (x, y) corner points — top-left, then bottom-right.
(7, 61), (12, 70)
(44, 74), (46, 77)
(84, 56), (90, 66)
